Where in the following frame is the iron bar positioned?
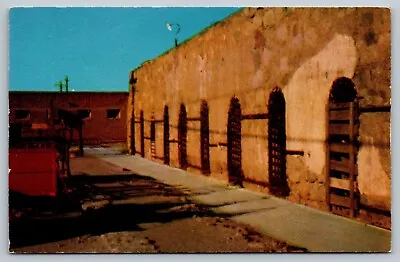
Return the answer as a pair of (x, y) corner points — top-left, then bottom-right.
(241, 113), (268, 120)
(359, 105), (391, 113)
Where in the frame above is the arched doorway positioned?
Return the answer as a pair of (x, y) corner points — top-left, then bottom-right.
(268, 87), (289, 197)
(227, 97), (243, 186)
(327, 77), (359, 217)
(178, 104), (188, 170)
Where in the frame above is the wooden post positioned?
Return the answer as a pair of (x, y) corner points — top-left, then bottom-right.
(349, 102), (355, 217)
(78, 124), (84, 156)
(66, 141), (71, 177)
(70, 127), (73, 144)
(325, 104), (331, 211)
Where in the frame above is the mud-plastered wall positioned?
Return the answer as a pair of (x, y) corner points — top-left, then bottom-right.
(127, 8), (391, 215)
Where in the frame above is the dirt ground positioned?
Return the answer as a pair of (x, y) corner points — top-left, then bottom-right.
(9, 155), (306, 253)
(11, 215), (303, 253)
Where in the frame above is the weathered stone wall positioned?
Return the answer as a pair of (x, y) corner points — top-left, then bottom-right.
(127, 8), (391, 213)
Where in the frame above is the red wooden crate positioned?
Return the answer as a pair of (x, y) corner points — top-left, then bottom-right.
(9, 148), (59, 197)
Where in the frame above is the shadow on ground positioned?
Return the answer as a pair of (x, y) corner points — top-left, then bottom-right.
(9, 173), (212, 249)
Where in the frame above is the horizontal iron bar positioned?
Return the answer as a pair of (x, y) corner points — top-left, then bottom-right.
(241, 113), (269, 120)
(144, 137), (152, 140)
(187, 117), (201, 121)
(187, 163), (202, 170)
(242, 177), (270, 187)
(152, 119), (164, 123)
(286, 150), (304, 156)
(169, 139), (179, 143)
(153, 155), (164, 160)
(359, 105), (391, 113)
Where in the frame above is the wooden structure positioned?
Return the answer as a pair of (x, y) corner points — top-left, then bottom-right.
(326, 101), (360, 217)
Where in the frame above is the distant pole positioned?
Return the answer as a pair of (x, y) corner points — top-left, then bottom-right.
(54, 80), (63, 93)
(65, 75), (69, 93)
(166, 22), (181, 47)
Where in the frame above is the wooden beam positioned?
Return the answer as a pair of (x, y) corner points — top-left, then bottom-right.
(329, 123), (350, 135)
(329, 110), (350, 121)
(329, 102), (351, 110)
(330, 194), (350, 208)
(330, 143), (350, 154)
(330, 177), (356, 191)
(330, 159), (357, 173)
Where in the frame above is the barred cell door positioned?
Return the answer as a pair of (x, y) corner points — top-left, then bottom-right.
(163, 106), (170, 165)
(326, 77), (359, 218)
(150, 115), (156, 159)
(268, 87), (289, 197)
(227, 97), (243, 186)
(178, 104), (188, 170)
(140, 110), (145, 157)
(200, 100), (210, 175)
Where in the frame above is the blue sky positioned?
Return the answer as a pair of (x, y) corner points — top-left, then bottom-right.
(9, 7), (239, 92)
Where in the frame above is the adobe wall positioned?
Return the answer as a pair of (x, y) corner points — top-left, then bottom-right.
(127, 8), (391, 219)
(9, 91), (129, 144)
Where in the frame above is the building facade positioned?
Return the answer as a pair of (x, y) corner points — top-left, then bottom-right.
(127, 8), (391, 228)
(9, 91), (129, 144)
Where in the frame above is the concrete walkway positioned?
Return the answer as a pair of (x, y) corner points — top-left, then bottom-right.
(84, 150), (391, 252)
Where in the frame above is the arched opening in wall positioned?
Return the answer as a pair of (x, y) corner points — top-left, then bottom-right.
(178, 104), (188, 170)
(227, 97), (243, 186)
(200, 100), (210, 175)
(140, 110), (145, 157)
(163, 106), (170, 165)
(329, 77), (357, 103)
(268, 87), (289, 197)
(327, 77), (360, 218)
